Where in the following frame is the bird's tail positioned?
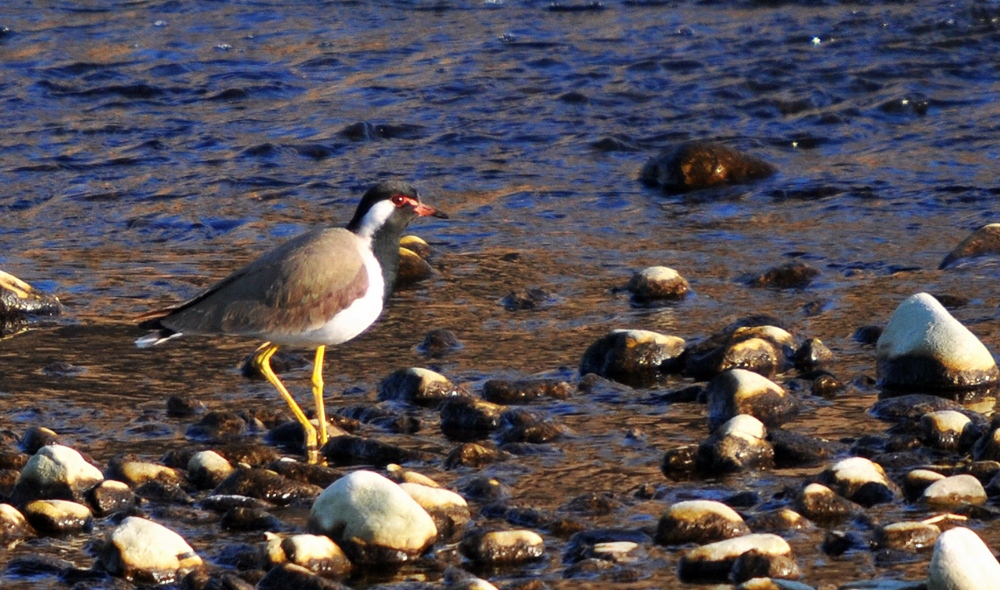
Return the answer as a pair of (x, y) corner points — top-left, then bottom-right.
(135, 329), (182, 348)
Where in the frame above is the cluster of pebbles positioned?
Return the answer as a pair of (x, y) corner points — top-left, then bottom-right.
(6, 151), (1000, 587)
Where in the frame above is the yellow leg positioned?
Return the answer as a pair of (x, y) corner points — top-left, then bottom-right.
(311, 345), (328, 447)
(252, 342), (319, 464)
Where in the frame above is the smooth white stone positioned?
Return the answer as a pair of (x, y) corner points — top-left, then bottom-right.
(928, 527), (1000, 590)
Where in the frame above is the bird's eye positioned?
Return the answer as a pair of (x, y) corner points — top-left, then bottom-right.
(391, 194), (408, 207)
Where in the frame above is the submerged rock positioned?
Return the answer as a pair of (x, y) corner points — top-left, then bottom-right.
(308, 470), (437, 564)
(0, 503), (33, 545)
(817, 457), (897, 507)
(640, 142), (777, 194)
(23, 499), (91, 535)
(927, 527), (1000, 590)
(921, 474), (987, 507)
(748, 261), (819, 290)
(482, 378), (572, 405)
(873, 521), (940, 551)
(378, 367), (463, 406)
(684, 321), (794, 380)
(626, 266), (690, 303)
(921, 410), (980, 452)
(579, 329), (685, 386)
(655, 500), (750, 546)
(939, 223), (1000, 269)
(794, 483), (858, 522)
(677, 533), (794, 583)
(706, 369), (799, 432)
(876, 293), (998, 390)
(264, 532), (352, 578)
(697, 414), (774, 473)
(10, 444), (104, 506)
(458, 529), (545, 566)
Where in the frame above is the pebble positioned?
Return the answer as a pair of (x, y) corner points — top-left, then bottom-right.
(677, 533), (793, 583)
(794, 483), (858, 522)
(903, 469), (947, 501)
(579, 329), (685, 386)
(927, 527), (1000, 590)
(705, 368), (799, 432)
(211, 467), (322, 506)
(100, 516), (203, 583)
(440, 397), (505, 440)
(377, 367), (463, 406)
(322, 433), (427, 465)
(654, 499), (750, 546)
(921, 410), (980, 452)
(748, 261), (819, 289)
(0, 503), (33, 544)
(459, 529), (545, 566)
(873, 521), (940, 551)
(106, 454), (185, 488)
(482, 378), (572, 404)
(626, 266), (690, 303)
(639, 141), (777, 193)
(220, 506), (281, 531)
(10, 444), (104, 506)
(397, 245), (434, 285)
(443, 567), (500, 590)
(696, 414), (775, 472)
(685, 322), (793, 380)
(86, 480), (136, 517)
(921, 474), (987, 507)
(400, 481), (471, 541)
(264, 532), (352, 578)
(444, 442), (510, 469)
(417, 327), (464, 357)
(256, 562), (350, 590)
(876, 292), (998, 390)
(187, 449), (235, 489)
(817, 456), (897, 507)
(308, 470), (437, 564)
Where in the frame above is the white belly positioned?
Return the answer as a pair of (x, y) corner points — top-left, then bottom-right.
(270, 248), (385, 347)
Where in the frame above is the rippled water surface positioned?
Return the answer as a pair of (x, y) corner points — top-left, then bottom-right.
(3, 0), (1000, 587)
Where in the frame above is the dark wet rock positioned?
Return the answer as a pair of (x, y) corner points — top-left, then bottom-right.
(0, 503), (34, 544)
(19, 426), (60, 454)
(903, 469), (947, 501)
(876, 293), (999, 390)
(500, 287), (555, 311)
(257, 563), (349, 590)
(211, 467), (322, 507)
(165, 395), (206, 418)
(187, 450), (235, 489)
(810, 372), (845, 397)
(308, 470), (437, 565)
(816, 457), (898, 507)
(821, 530), (866, 556)
(677, 533), (793, 583)
(10, 444), (104, 506)
(564, 491), (621, 516)
(747, 508), (811, 533)
(199, 494), (273, 513)
(397, 245), (434, 286)
(186, 410), (249, 442)
(706, 368), (799, 432)
(697, 415), (774, 473)
(135, 480), (196, 504)
(264, 533), (352, 578)
(416, 328), (464, 357)
(496, 409), (564, 445)
(440, 397), (505, 441)
(0, 468), (17, 499)
(6, 554), (75, 577)
(730, 549), (801, 584)
(940, 223), (1000, 269)
(853, 324), (883, 345)
(576, 372), (641, 404)
(337, 404), (420, 435)
(321, 434), (426, 466)
(921, 410), (981, 452)
(456, 475), (511, 504)
(870, 394), (970, 423)
(928, 527), (1000, 589)
(182, 569), (257, 590)
(972, 419), (1000, 462)
(654, 500), (750, 546)
(482, 378), (572, 405)
(660, 444), (699, 478)
(626, 266), (689, 304)
(794, 483), (859, 522)
(922, 474), (987, 507)
(267, 419), (345, 455)
(86, 480), (137, 517)
(400, 482), (471, 542)
(23, 499), (92, 535)
(378, 367), (463, 407)
(39, 361), (85, 377)
(792, 338), (834, 371)
(444, 442), (510, 470)
(748, 261), (820, 289)
(221, 506), (281, 531)
(0, 269), (62, 330)
(459, 529), (545, 566)
(106, 454), (185, 488)
(684, 322), (794, 381)
(563, 529), (649, 565)
(0, 449), (28, 470)
(579, 329), (685, 386)
(768, 428), (833, 468)
(216, 440), (284, 467)
(266, 459), (341, 489)
(873, 521), (940, 551)
(640, 141), (777, 194)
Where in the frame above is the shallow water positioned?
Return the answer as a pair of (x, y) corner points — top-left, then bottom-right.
(3, 0), (1000, 587)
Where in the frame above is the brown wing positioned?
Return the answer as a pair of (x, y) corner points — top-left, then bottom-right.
(146, 228), (369, 338)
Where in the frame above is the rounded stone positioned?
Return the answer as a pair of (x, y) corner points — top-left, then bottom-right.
(903, 469), (947, 501)
(400, 482), (471, 542)
(928, 527), (1000, 590)
(0, 503), (32, 544)
(188, 450), (235, 489)
(458, 529), (545, 566)
(256, 563), (348, 590)
(396, 246), (434, 285)
(921, 474), (987, 507)
(873, 521), (940, 551)
(378, 367), (463, 406)
(876, 292), (998, 390)
(10, 444), (104, 506)
(817, 457), (897, 507)
(86, 480), (137, 517)
(439, 397), (505, 441)
(211, 467), (323, 506)
(684, 324), (793, 381)
(481, 378), (572, 404)
(265, 533), (352, 578)
(921, 410), (979, 452)
(792, 338), (834, 371)
(626, 266), (690, 303)
(579, 329), (686, 386)
(677, 533), (792, 583)
(939, 223), (1000, 269)
(654, 500), (750, 546)
(106, 455), (185, 488)
(794, 483), (858, 522)
(639, 141), (777, 193)
(101, 516), (203, 583)
(706, 369), (799, 432)
(308, 470), (437, 564)
(696, 414), (774, 473)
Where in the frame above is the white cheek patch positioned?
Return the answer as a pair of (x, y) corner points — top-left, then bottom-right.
(355, 199), (398, 239)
